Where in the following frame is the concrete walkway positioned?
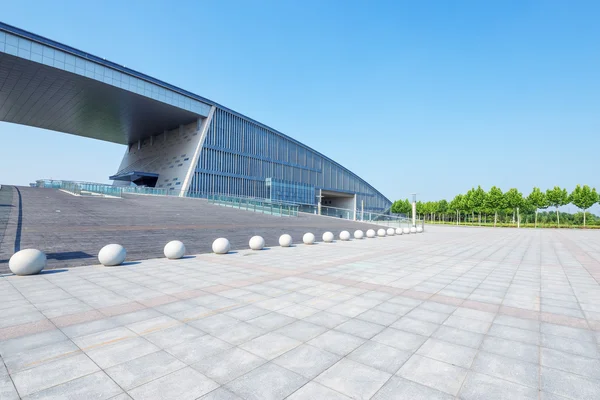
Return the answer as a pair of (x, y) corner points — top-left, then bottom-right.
(1, 225), (600, 399)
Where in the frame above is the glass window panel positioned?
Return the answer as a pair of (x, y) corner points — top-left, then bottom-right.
(65, 53), (75, 65)
(6, 34), (18, 46)
(17, 47), (30, 59)
(18, 37), (30, 51)
(5, 44), (17, 56)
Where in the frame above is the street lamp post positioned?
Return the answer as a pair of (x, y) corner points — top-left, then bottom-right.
(411, 193), (417, 228)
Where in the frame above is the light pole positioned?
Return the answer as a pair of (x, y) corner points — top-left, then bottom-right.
(411, 193), (417, 228)
(316, 189), (323, 215)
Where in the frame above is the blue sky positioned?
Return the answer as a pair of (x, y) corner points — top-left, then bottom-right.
(1, 0), (598, 209)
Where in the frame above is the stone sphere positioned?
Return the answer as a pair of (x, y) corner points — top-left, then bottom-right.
(98, 244), (126, 266)
(9, 249), (46, 275)
(410, 227), (417, 233)
(366, 229), (376, 238)
(387, 228), (395, 236)
(249, 236), (265, 250)
(303, 232), (315, 245)
(322, 231), (334, 243)
(395, 228), (403, 235)
(416, 226), (424, 233)
(164, 240), (186, 259)
(279, 234), (292, 247)
(212, 238), (231, 254)
(354, 230), (364, 239)
(377, 229), (386, 237)
(339, 230), (351, 241)
(403, 227), (410, 234)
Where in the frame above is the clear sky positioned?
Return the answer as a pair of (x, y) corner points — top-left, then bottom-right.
(1, 0), (598, 208)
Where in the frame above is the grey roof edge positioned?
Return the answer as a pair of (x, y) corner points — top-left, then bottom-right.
(0, 21), (391, 205)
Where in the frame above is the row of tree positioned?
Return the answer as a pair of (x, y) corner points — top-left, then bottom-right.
(391, 185), (599, 228)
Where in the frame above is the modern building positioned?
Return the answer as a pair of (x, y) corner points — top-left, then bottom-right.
(0, 22), (392, 213)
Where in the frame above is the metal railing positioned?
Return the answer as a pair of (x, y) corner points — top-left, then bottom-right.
(207, 194), (299, 217)
(121, 186), (177, 196)
(35, 179), (122, 197)
(299, 203), (419, 228)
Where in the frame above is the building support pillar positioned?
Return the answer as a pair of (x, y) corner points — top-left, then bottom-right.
(179, 106), (216, 197)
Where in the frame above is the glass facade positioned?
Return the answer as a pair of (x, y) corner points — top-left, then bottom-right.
(189, 108), (391, 212)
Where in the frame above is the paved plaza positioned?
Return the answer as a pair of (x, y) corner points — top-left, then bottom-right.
(2, 225), (600, 399)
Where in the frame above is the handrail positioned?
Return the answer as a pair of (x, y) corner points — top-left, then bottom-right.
(207, 194), (299, 217)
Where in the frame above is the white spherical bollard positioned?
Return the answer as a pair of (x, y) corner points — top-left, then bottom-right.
(279, 234), (292, 247)
(322, 231), (334, 243)
(9, 249), (46, 275)
(339, 230), (351, 241)
(164, 240), (186, 259)
(410, 227), (417, 233)
(395, 227), (403, 235)
(366, 229), (376, 238)
(354, 230), (364, 239)
(377, 228), (386, 237)
(387, 228), (395, 236)
(403, 227), (410, 234)
(417, 226), (424, 233)
(212, 238), (231, 254)
(98, 244), (126, 266)
(249, 236), (265, 250)
(303, 232), (315, 245)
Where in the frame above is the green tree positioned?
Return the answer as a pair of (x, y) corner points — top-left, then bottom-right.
(546, 186), (569, 227)
(570, 185), (598, 227)
(485, 186), (505, 227)
(527, 187), (548, 228)
(437, 199), (448, 222)
(464, 188), (474, 224)
(449, 194), (464, 225)
(505, 188), (524, 226)
(470, 186), (487, 225)
(391, 199), (411, 216)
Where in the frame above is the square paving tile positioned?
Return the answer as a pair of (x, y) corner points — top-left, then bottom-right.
(226, 363), (307, 400)
(239, 332), (301, 360)
(272, 344), (341, 379)
(459, 371), (538, 400)
(104, 350), (185, 390)
(315, 358), (391, 400)
(308, 330), (365, 356)
(192, 347), (266, 384)
(541, 366), (600, 400)
(128, 367), (219, 400)
(432, 325), (484, 348)
(334, 319), (385, 339)
(416, 338), (478, 368)
(372, 327), (427, 352)
(391, 316), (440, 336)
(165, 335), (232, 364)
(11, 353), (99, 397)
(372, 376), (453, 400)
(286, 381), (350, 399)
(85, 336), (160, 369)
(471, 351), (539, 388)
(397, 354), (468, 396)
(21, 371), (123, 399)
(273, 320), (327, 341)
(347, 340), (411, 374)
(480, 335), (539, 364)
